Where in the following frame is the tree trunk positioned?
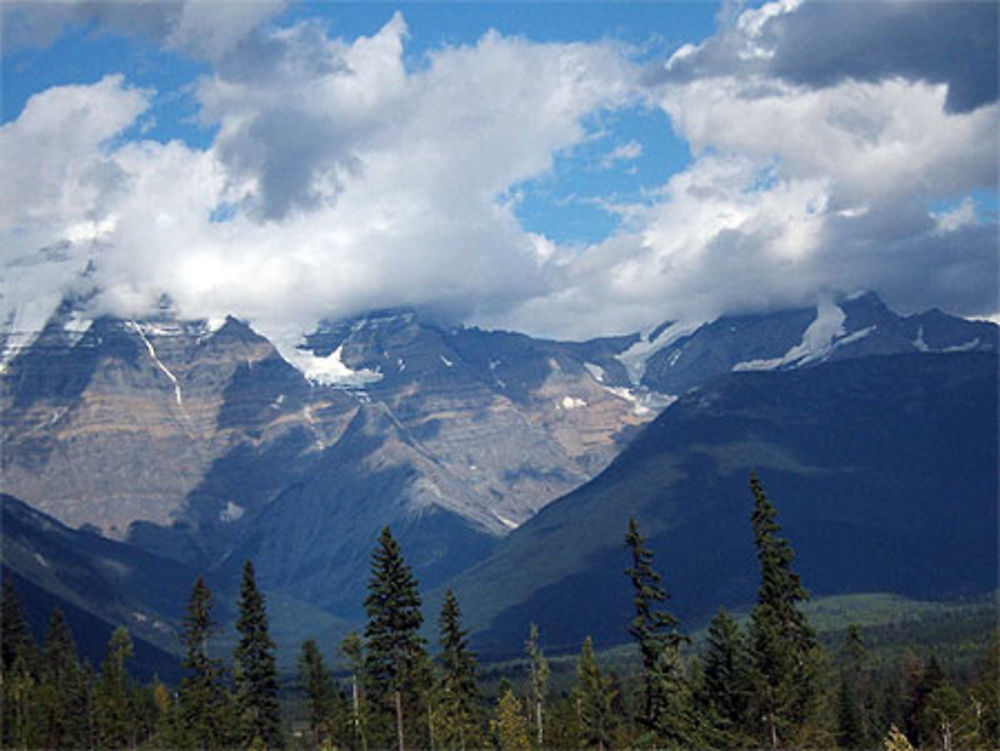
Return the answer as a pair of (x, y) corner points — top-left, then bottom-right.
(535, 699), (543, 748)
(395, 688), (405, 751)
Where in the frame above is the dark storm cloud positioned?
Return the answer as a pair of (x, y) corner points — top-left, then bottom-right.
(653, 0), (998, 113)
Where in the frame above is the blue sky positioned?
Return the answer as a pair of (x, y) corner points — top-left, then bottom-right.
(1, 0), (997, 346)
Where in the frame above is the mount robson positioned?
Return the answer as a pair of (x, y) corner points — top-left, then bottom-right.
(1, 290), (997, 673)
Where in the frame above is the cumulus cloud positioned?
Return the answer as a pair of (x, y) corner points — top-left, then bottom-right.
(2, 0), (288, 61)
(1, 1), (997, 352)
(1, 14), (638, 351)
(653, 0), (998, 113)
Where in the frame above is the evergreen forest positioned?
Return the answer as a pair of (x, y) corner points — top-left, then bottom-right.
(2, 475), (997, 750)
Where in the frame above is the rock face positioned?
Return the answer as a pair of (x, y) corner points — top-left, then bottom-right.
(2, 293), (995, 621)
(636, 292), (997, 395)
(1, 313), (357, 556)
(445, 351), (999, 654)
(1, 306), (654, 612)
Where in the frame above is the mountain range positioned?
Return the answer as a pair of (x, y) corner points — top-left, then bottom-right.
(1, 291), (996, 664)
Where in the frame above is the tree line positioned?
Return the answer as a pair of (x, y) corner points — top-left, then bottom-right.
(2, 474), (997, 749)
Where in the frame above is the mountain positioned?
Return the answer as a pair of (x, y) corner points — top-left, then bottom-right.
(1, 492), (353, 672)
(634, 292), (996, 394)
(442, 351), (998, 656)
(1, 305), (655, 618)
(1, 493), (194, 679)
(2, 292), (995, 630)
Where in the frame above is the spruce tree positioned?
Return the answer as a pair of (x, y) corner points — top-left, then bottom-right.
(746, 472), (823, 749)
(697, 607), (752, 746)
(574, 636), (616, 751)
(968, 630), (1000, 747)
(364, 526), (429, 751)
(234, 560), (283, 749)
(436, 588), (483, 750)
(299, 639), (337, 746)
(95, 626), (135, 749)
(2, 578), (41, 749)
(178, 576), (233, 750)
(1, 577), (34, 671)
(40, 608), (88, 749)
(492, 687), (531, 751)
(623, 517), (690, 743)
(836, 625), (871, 749)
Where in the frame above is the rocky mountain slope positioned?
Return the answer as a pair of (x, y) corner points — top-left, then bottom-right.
(1, 305), (655, 612)
(2, 293), (995, 625)
(442, 351), (999, 656)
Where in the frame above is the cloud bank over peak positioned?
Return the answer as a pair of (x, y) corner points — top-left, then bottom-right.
(1, 1), (997, 351)
(3, 0), (290, 61)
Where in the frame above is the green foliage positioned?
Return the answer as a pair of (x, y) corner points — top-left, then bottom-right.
(525, 622), (550, 748)
(39, 609), (90, 748)
(623, 516), (690, 743)
(747, 472), (826, 749)
(696, 607), (753, 747)
(835, 625), (880, 750)
(299, 639), (338, 746)
(967, 630), (1000, 747)
(492, 687), (531, 751)
(882, 724), (915, 751)
(364, 526), (430, 751)
(341, 630), (370, 751)
(436, 588), (484, 750)
(177, 576), (235, 750)
(234, 560), (284, 749)
(574, 636), (617, 751)
(1, 576), (43, 749)
(95, 626), (135, 748)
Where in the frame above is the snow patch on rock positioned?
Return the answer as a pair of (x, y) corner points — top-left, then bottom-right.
(281, 341), (383, 388)
(733, 298), (848, 371)
(584, 362), (605, 382)
(616, 320), (703, 385)
(603, 385), (677, 417)
(219, 501), (245, 523)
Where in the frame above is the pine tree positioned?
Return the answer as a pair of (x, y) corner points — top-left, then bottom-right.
(967, 630), (1000, 748)
(364, 526), (429, 751)
(178, 576), (233, 750)
(623, 517), (690, 744)
(40, 608), (89, 749)
(234, 560), (283, 749)
(746, 472), (823, 749)
(492, 687), (531, 751)
(1, 577), (41, 750)
(299, 639), (337, 746)
(697, 607), (752, 746)
(905, 653), (944, 747)
(436, 588), (483, 750)
(574, 636), (616, 751)
(95, 626), (135, 749)
(836, 625), (871, 749)
(1, 577), (34, 671)
(525, 623), (550, 748)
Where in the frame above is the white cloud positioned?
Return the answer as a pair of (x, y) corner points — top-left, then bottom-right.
(660, 77), (997, 203)
(931, 197), (978, 234)
(1, 15), (640, 353)
(2, 0), (288, 61)
(2, 3), (997, 354)
(599, 139), (643, 169)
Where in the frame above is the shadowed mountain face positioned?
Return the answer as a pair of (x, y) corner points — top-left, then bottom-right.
(1, 493), (198, 680)
(443, 352), (998, 657)
(1, 307), (654, 618)
(1, 294), (996, 635)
